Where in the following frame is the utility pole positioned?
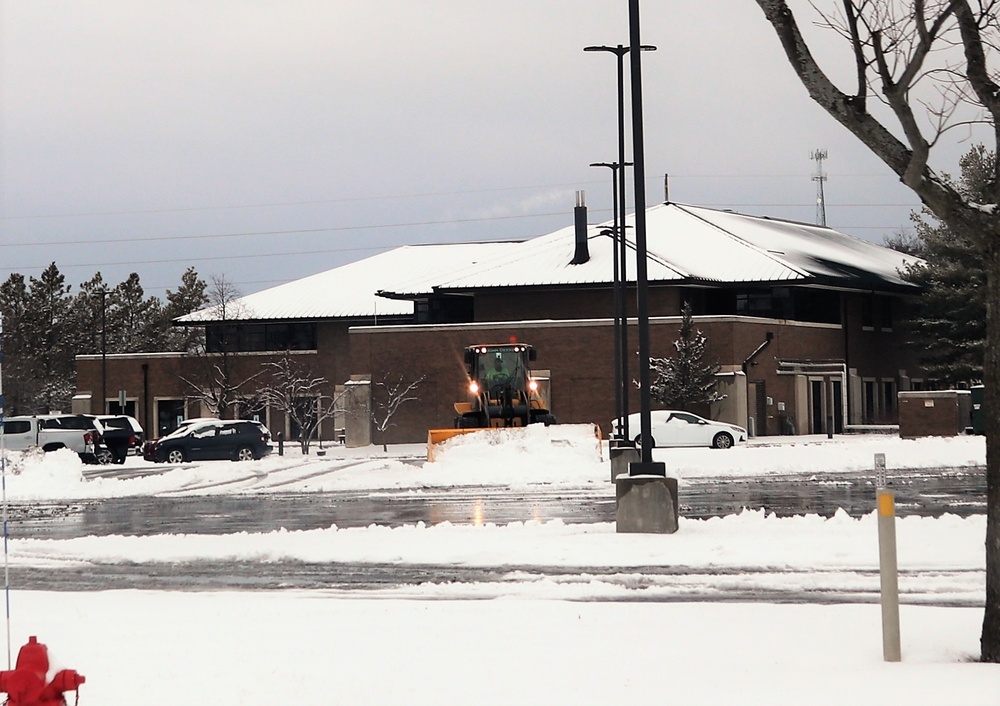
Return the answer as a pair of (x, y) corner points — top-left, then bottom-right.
(811, 149), (828, 227)
(100, 289), (108, 415)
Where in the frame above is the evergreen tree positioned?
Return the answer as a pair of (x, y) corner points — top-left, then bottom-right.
(23, 263), (75, 412)
(649, 302), (725, 409)
(0, 273), (31, 415)
(895, 145), (991, 386)
(161, 267), (208, 352)
(71, 272), (108, 356)
(0, 264), (213, 414)
(107, 272), (165, 352)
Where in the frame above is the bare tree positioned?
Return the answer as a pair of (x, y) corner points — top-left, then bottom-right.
(179, 275), (260, 418)
(754, 0), (1000, 661)
(370, 372), (426, 452)
(258, 353), (344, 453)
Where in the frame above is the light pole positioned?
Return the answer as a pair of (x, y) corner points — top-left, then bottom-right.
(99, 289), (107, 415)
(590, 161), (631, 442)
(626, 0), (662, 472)
(584, 42), (655, 449)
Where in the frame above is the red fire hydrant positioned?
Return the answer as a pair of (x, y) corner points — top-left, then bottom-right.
(0, 636), (85, 705)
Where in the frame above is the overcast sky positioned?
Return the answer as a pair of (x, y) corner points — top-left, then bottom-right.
(0, 1), (984, 298)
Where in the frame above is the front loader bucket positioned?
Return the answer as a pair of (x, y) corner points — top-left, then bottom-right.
(427, 428), (487, 461)
(426, 423), (603, 463)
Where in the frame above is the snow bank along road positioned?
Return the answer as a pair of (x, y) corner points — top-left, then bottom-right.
(0, 433), (988, 606)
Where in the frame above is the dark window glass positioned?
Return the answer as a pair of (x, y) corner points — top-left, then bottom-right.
(415, 296), (473, 324)
(2, 420), (31, 434)
(792, 289), (841, 324)
(877, 297), (893, 329)
(861, 295), (875, 328)
(206, 323), (317, 353)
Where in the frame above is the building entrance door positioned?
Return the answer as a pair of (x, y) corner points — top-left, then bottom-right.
(750, 381), (767, 437)
(810, 378), (844, 434)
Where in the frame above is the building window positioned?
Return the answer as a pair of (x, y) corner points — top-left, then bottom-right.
(704, 286), (837, 323)
(861, 295), (875, 329)
(861, 295), (893, 331)
(862, 377), (898, 423)
(237, 396), (268, 427)
(877, 297), (893, 331)
(206, 322), (317, 353)
(792, 289), (841, 324)
(415, 296), (474, 324)
(881, 379), (897, 418)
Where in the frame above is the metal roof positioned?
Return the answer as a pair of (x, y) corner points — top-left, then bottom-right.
(178, 203), (921, 324)
(427, 203), (919, 291)
(177, 242), (520, 323)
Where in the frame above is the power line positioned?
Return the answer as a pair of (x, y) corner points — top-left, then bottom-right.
(0, 182), (605, 221)
(0, 172), (910, 221)
(0, 198), (919, 251)
(0, 210), (576, 249)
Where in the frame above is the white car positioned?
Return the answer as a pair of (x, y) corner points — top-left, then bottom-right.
(611, 410), (747, 449)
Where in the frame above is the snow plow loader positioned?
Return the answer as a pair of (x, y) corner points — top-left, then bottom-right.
(427, 343), (560, 460)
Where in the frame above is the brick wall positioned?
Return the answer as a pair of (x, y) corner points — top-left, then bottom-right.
(348, 315), (852, 444)
(77, 290), (923, 445)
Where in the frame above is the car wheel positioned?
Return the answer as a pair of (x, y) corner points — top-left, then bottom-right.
(96, 448), (114, 465)
(633, 434), (656, 449)
(712, 432), (734, 449)
(234, 446), (256, 462)
(166, 448), (186, 464)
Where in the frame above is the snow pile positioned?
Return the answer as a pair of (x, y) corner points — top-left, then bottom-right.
(1, 448), (86, 498)
(425, 423), (605, 488)
(667, 434), (985, 478)
(0, 432), (985, 499)
(12, 509), (985, 575)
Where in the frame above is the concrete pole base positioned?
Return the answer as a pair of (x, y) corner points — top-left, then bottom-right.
(616, 474), (678, 534)
(609, 444), (641, 481)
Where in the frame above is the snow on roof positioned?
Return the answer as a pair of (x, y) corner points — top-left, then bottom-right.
(177, 242), (521, 323)
(179, 203), (921, 324)
(678, 206), (918, 287)
(427, 203), (921, 292)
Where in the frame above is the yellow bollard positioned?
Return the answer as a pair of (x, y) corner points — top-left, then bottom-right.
(875, 452), (901, 662)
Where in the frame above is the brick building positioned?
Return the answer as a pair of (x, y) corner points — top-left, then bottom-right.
(75, 201), (925, 444)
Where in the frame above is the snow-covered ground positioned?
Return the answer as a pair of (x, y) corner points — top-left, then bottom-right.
(0, 430), (997, 704)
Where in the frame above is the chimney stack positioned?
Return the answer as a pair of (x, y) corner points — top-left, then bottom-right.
(571, 190), (590, 265)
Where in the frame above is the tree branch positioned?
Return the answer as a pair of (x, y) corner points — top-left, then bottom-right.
(755, 0), (987, 240)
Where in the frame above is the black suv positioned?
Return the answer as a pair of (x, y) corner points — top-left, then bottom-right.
(86, 415), (145, 464)
(146, 420), (272, 463)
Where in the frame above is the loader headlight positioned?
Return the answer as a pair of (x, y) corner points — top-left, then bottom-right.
(469, 381), (480, 394)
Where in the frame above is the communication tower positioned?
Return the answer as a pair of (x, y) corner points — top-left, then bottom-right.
(811, 149), (828, 226)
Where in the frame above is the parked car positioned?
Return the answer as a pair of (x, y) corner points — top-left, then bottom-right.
(611, 410), (747, 449)
(85, 415), (144, 464)
(0, 415), (100, 463)
(144, 420), (272, 463)
(142, 418), (220, 461)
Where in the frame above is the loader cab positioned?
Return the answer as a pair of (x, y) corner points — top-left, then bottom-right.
(456, 344), (554, 429)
